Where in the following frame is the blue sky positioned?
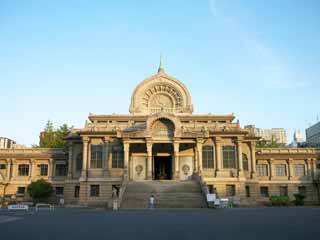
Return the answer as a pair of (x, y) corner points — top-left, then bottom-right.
(1, 0), (319, 146)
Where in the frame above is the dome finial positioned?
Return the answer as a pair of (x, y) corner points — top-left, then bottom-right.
(158, 53), (164, 73)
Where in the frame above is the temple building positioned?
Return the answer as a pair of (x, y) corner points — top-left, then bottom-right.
(1, 61), (320, 207)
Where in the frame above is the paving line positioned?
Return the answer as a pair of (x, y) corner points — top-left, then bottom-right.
(0, 216), (22, 224)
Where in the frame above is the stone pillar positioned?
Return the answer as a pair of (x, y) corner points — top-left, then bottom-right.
(215, 137), (222, 172)
(48, 158), (53, 181)
(237, 137), (243, 177)
(250, 141), (256, 178)
(305, 158), (312, 180)
(146, 142), (153, 180)
(11, 158), (16, 179)
(6, 158), (12, 181)
(123, 141), (130, 180)
(196, 139), (203, 175)
(193, 145), (198, 174)
(103, 137), (110, 177)
(81, 138), (89, 179)
(268, 158), (274, 180)
(67, 143), (73, 178)
(30, 158), (37, 180)
(287, 158), (293, 180)
(174, 142), (180, 179)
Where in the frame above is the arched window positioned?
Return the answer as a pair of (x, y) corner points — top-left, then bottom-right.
(76, 153), (83, 171)
(202, 145), (214, 168)
(242, 153), (249, 171)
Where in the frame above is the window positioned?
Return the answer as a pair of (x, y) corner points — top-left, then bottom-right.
(245, 186), (250, 197)
(202, 145), (214, 168)
(55, 187), (64, 195)
(207, 185), (214, 194)
(74, 186), (80, 198)
(226, 185), (236, 197)
(257, 164), (268, 176)
(280, 186), (288, 196)
(298, 186), (306, 196)
(275, 164), (287, 176)
(294, 164), (305, 177)
(90, 145), (103, 168)
(38, 164), (48, 176)
(112, 149), (124, 168)
(0, 164), (6, 169)
(90, 185), (100, 197)
(223, 146), (236, 168)
(55, 164), (67, 176)
(18, 164), (29, 176)
(260, 186), (269, 197)
(76, 153), (83, 171)
(242, 153), (249, 171)
(17, 187), (25, 195)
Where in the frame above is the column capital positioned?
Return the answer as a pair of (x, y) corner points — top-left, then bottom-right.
(287, 158), (294, 164)
(123, 142), (130, 151)
(268, 158), (274, 164)
(215, 136), (222, 143)
(104, 136), (111, 142)
(173, 142), (179, 153)
(237, 136), (244, 142)
(196, 138), (204, 144)
(82, 136), (89, 142)
(5, 158), (12, 164)
(30, 158), (36, 164)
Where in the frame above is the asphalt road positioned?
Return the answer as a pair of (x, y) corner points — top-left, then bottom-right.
(0, 207), (319, 240)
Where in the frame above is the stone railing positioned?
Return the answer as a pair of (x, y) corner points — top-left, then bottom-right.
(0, 148), (64, 154)
(256, 148), (319, 155)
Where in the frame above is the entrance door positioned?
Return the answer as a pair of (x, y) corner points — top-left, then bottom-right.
(154, 156), (172, 180)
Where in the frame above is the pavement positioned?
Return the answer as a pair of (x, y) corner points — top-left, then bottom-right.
(0, 207), (319, 240)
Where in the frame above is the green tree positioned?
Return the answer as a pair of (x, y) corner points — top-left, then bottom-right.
(256, 136), (281, 148)
(27, 179), (53, 203)
(34, 120), (72, 149)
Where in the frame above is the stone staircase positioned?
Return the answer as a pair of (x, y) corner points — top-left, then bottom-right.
(120, 180), (207, 209)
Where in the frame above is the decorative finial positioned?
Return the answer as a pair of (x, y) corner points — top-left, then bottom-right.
(158, 53), (164, 73)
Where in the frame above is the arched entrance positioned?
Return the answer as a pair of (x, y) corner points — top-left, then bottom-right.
(152, 143), (173, 180)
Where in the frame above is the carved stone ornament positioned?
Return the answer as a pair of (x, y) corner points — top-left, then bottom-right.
(135, 165), (143, 176)
(182, 164), (190, 176)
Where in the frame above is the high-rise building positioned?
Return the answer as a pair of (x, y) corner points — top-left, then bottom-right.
(244, 125), (287, 145)
(0, 137), (16, 149)
(306, 121), (320, 147)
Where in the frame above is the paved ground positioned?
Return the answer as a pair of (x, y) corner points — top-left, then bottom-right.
(0, 207), (319, 240)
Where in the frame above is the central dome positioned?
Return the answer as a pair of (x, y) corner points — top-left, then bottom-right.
(129, 65), (193, 115)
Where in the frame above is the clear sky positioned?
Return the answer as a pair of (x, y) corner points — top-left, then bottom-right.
(1, 0), (319, 146)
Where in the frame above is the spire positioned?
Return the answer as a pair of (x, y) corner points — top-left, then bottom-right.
(158, 53), (164, 73)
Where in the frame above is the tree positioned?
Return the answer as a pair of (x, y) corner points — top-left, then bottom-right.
(34, 120), (72, 149)
(256, 136), (281, 148)
(27, 179), (53, 203)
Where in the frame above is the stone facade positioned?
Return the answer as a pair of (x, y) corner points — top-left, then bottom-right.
(1, 66), (320, 206)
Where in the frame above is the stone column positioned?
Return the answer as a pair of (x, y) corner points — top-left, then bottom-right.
(237, 137), (243, 177)
(146, 142), (153, 180)
(103, 137), (110, 177)
(6, 158), (12, 181)
(48, 158), (53, 181)
(305, 158), (312, 180)
(196, 139), (203, 175)
(287, 158), (293, 180)
(123, 141), (130, 180)
(193, 145), (198, 174)
(268, 158), (274, 180)
(174, 142), (180, 179)
(215, 137), (222, 173)
(250, 141), (256, 178)
(81, 137), (89, 179)
(30, 158), (37, 180)
(67, 143), (73, 179)
(11, 158), (16, 179)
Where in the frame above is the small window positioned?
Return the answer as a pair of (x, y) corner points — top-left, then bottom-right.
(298, 186), (306, 196)
(0, 164), (6, 169)
(207, 185), (214, 194)
(55, 164), (67, 176)
(112, 149), (124, 168)
(226, 185), (236, 197)
(223, 146), (236, 169)
(17, 187), (25, 195)
(202, 145), (214, 168)
(90, 145), (103, 168)
(90, 185), (100, 197)
(38, 164), (48, 176)
(74, 186), (80, 198)
(76, 153), (83, 171)
(294, 164), (305, 177)
(280, 186), (288, 197)
(257, 164), (268, 176)
(242, 154), (249, 171)
(18, 164), (29, 176)
(275, 165), (287, 176)
(55, 187), (64, 196)
(260, 186), (269, 197)
(245, 186), (250, 197)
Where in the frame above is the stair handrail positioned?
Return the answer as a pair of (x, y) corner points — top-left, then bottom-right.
(193, 174), (209, 206)
(117, 174), (128, 208)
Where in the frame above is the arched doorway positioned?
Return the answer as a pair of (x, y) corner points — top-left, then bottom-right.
(152, 143), (173, 180)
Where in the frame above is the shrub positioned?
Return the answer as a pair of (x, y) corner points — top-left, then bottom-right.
(27, 179), (53, 203)
(293, 194), (305, 206)
(269, 196), (290, 206)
